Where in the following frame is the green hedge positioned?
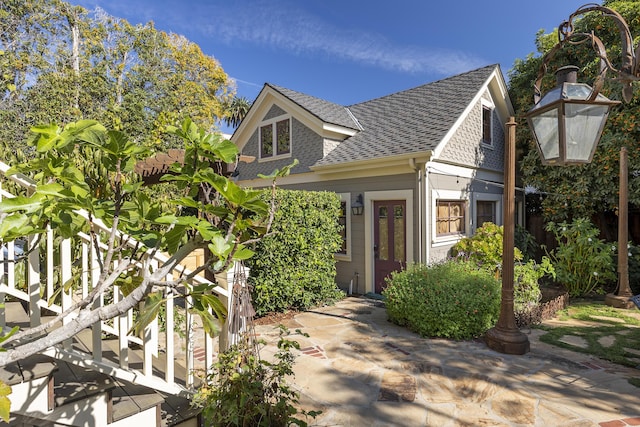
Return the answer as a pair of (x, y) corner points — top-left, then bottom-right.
(383, 261), (501, 340)
(249, 189), (345, 316)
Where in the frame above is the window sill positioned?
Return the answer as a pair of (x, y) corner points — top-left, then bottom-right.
(481, 141), (494, 149)
(432, 234), (465, 247)
(258, 153), (292, 162)
(335, 253), (351, 262)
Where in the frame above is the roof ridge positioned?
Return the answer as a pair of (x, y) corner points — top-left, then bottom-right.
(348, 64), (499, 107)
(344, 107), (364, 131)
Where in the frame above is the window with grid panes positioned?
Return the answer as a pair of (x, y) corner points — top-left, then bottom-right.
(436, 200), (465, 236)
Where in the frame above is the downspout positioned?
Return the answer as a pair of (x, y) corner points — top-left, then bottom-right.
(409, 157), (429, 264)
(409, 158), (422, 263)
(424, 164), (430, 264)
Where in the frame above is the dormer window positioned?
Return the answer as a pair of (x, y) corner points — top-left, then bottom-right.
(260, 116), (291, 160)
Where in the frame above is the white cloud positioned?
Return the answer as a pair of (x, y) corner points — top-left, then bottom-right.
(201, 1), (485, 76)
(74, 0), (486, 76)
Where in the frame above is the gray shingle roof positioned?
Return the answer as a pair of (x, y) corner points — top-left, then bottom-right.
(311, 64), (499, 167)
(267, 83), (361, 131)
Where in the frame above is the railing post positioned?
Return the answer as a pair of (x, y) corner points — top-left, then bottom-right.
(27, 234), (40, 327)
(164, 282), (175, 385)
(216, 263), (250, 351)
(215, 268), (234, 352)
(185, 290), (194, 388)
(61, 238), (72, 350)
(90, 233), (102, 361)
(46, 226), (54, 302)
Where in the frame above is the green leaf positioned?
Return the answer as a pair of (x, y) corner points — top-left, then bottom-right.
(190, 306), (220, 337)
(0, 194), (45, 214)
(0, 214), (38, 239)
(195, 222), (222, 242)
(116, 275), (144, 297)
(0, 392), (10, 422)
(257, 159), (299, 179)
(131, 292), (164, 336)
(233, 246), (254, 260)
(154, 215), (198, 226)
(36, 183), (65, 197)
(211, 139), (239, 163)
(163, 225), (187, 254)
(208, 235), (232, 258)
(173, 197), (201, 209)
(0, 327), (19, 347)
(200, 294), (227, 320)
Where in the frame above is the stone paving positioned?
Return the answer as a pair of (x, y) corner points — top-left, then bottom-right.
(251, 296), (640, 427)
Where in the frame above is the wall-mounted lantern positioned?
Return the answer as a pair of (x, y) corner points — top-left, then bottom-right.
(351, 194), (364, 216)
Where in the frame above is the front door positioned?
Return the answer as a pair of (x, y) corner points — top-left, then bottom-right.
(374, 200), (406, 293)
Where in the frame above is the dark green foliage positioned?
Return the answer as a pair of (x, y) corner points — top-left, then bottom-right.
(515, 224), (539, 261)
(545, 218), (616, 297)
(249, 189), (345, 316)
(451, 222), (523, 267)
(193, 326), (320, 426)
(624, 244), (640, 295)
(510, 1), (640, 222)
(382, 262), (501, 340)
(450, 223), (554, 314)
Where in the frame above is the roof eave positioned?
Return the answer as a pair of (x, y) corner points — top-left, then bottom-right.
(311, 151), (433, 175)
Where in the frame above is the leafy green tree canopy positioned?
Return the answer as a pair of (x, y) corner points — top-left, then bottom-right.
(0, 0), (236, 156)
(0, 118), (292, 369)
(510, 0), (640, 222)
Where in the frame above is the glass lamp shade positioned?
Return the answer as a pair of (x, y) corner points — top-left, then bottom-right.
(526, 82), (619, 165)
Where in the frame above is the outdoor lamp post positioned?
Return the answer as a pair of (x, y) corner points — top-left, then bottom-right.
(532, 4), (640, 308)
(486, 3), (639, 355)
(527, 65), (619, 165)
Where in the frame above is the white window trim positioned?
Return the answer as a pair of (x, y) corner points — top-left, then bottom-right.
(258, 114), (293, 162)
(432, 189), (469, 246)
(335, 193), (352, 262)
(473, 193), (502, 233)
(481, 99), (495, 149)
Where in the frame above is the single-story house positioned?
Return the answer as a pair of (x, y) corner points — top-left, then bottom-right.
(230, 64), (517, 295)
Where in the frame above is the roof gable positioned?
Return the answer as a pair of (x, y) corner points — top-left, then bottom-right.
(268, 84), (362, 131)
(232, 84), (360, 150)
(232, 64), (513, 171)
(314, 64), (506, 168)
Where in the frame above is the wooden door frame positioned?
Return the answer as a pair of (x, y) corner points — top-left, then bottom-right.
(364, 190), (414, 294)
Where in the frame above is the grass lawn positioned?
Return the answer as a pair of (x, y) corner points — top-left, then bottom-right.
(536, 302), (640, 369)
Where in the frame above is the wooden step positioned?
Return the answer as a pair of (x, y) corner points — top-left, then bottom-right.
(0, 353), (57, 387)
(0, 302), (202, 426)
(53, 361), (115, 408)
(111, 380), (164, 424)
(160, 393), (201, 427)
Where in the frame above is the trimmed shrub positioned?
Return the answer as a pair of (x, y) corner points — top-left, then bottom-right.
(382, 261), (501, 340)
(249, 189), (345, 316)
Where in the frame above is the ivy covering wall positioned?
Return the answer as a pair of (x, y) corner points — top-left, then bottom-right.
(249, 189), (345, 316)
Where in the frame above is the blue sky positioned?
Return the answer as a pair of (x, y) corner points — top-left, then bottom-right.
(72, 0), (589, 132)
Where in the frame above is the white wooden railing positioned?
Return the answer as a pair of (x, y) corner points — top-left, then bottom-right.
(0, 160), (233, 397)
